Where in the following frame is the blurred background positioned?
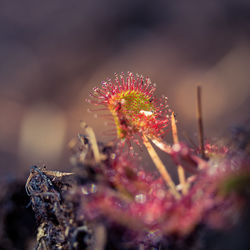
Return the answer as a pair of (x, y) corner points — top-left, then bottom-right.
(0, 0), (250, 178)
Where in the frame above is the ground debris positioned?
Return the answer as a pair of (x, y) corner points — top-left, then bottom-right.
(24, 123), (250, 250)
(26, 166), (92, 250)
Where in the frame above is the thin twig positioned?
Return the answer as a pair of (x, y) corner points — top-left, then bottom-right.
(143, 134), (180, 199)
(196, 85), (206, 159)
(171, 112), (187, 195)
(82, 123), (101, 163)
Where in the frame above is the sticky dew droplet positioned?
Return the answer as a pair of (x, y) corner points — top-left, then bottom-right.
(135, 193), (147, 204)
(81, 183), (97, 195)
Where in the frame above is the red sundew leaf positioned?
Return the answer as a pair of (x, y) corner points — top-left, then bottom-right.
(88, 72), (170, 144)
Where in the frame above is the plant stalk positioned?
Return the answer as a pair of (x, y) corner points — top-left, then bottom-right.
(171, 112), (187, 195)
(143, 134), (180, 199)
(196, 85), (206, 159)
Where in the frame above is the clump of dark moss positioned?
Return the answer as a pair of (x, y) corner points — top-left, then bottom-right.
(25, 165), (92, 250)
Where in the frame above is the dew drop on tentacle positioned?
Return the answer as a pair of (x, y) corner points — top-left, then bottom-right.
(135, 193), (147, 204)
(81, 183), (97, 195)
(101, 81), (107, 86)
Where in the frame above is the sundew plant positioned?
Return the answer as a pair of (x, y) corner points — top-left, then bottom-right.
(88, 72), (206, 198)
(84, 72), (249, 246)
(26, 72), (250, 250)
